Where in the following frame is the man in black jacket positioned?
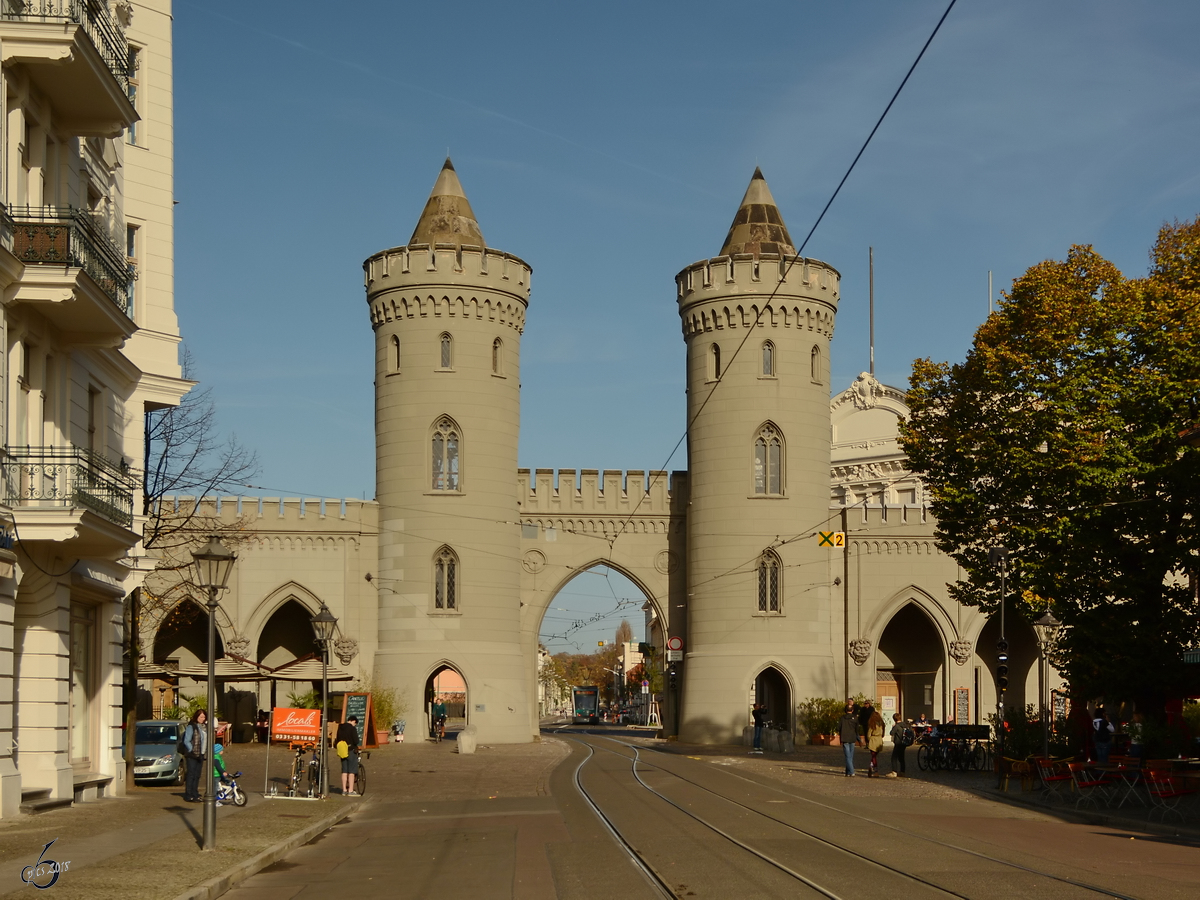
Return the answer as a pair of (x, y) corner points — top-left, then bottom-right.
(335, 715), (361, 796)
(839, 701), (860, 776)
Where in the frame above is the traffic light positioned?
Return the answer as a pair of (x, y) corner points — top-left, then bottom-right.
(668, 665), (678, 692)
(996, 640), (1009, 691)
(638, 643), (652, 655)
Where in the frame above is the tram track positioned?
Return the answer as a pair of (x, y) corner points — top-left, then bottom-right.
(565, 731), (1141, 900)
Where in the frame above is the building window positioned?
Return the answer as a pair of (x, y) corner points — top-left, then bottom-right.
(757, 552), (781, 614)
(810, 345), (822, 384)
(709, 343), (721, 381)
(762, 341), (775, 377)
(439, 333), (453, 369)
(126, 47), (140, 145)
(389, 334), (401, 373)
(492, 338), (503, 375)
(434, 546), (458, 610)
(431, 416), (460, 491)
(126, 224), (138, 317)
(753, 423), (783, 495)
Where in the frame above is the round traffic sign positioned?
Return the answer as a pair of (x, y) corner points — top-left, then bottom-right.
(666, 636), (683, 652)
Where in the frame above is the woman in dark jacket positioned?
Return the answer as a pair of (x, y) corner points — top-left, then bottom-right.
(182, 710), (207, 802)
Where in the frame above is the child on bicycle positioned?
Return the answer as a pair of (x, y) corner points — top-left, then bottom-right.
(212, 743), (233, 806)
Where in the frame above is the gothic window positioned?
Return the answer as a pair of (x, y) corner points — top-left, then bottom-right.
(709, 343), (721, 381)
(810, 344), (822, 383)
(390, 334), (401, 373)
(492, 337), (503, 375)
(440, 333), (453, 369)
(431, 416), (460, 491)
(753, 423), (783, 495)
(757, 551), (781, 614)
(433, 546), (458, 610)
(761, 340), (775, 377)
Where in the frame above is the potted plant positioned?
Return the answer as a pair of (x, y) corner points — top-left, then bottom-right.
(798, 697), (844, 745)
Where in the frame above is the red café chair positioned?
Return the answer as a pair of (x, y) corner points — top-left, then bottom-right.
(1145, 770), (1198, 823)
(1068, 762), (1114, 809)
(1033, 757), (1072, 804)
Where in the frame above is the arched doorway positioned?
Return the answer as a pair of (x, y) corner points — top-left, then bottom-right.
(877, 603), (945, 723)
(258, 598), (320, 710)
(154, 599), (224, 668)
(753, 665), (791, 730)
(425, 664), (467, 740)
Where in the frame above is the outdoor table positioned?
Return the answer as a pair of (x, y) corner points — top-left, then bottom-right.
(1093, 764), (1145, 808)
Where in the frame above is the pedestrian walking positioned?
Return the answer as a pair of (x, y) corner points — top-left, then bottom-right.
(856, 698), (875, 747)
(838, 701), (860, 776)
(889, 713), (912, 777)
(866, 709), (885, 776)
(750, 702), (765, 754)
(182, 709), (207, 802)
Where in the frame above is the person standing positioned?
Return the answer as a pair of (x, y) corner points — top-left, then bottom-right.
(335, 714), (361, 796)
(866, 709), (885, 776)
(856, 699), (875, 747)
(888, 713), (911, 777)
(750, 703), (765, 754)
(1126, 712), (1145, 760)
(839, 701), (860, 776)
(182, 709), (207, 803)
(1093, 708), (1115, 763)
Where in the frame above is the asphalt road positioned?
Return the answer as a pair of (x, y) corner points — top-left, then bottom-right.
(217, 728), (1200, 900)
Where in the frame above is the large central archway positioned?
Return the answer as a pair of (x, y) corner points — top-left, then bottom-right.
(877, 603), (945, 724)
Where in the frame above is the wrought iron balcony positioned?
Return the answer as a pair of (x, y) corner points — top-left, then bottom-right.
(2, 445), (136, 528)
(10, 206), (132, 316)
(1, 0), (130, 90)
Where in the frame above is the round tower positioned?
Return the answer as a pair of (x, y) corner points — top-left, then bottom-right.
(675, 169), (840, 744)
(363, 159), (533, 743)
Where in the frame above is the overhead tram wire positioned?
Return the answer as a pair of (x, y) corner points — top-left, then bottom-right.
(605, 0), (959, 550)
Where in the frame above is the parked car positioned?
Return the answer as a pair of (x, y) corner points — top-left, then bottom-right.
(129, 720), (185, 786)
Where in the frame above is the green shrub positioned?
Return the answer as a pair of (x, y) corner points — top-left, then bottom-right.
(286, 689), (320, 710)
(797, 697), (845, 741)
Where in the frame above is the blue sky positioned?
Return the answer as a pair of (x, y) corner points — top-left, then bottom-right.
(173, 1), (1200, 650)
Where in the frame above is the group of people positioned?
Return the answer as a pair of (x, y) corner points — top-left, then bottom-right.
(181, 708), (364, 799)
(838, 698), (916, 778)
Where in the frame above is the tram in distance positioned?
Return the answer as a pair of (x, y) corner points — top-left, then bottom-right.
(572, 686), (600, 724)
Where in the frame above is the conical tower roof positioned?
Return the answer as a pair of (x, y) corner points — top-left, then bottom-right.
(408, 158), (486, 247)
(719, 167), (795, 257)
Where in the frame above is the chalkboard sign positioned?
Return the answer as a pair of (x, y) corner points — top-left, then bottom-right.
(340, 693), (377, 748)
(954, 687), (970, 724)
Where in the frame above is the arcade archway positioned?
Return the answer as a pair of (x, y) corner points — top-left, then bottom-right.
(154, 599), (224, 667)
(877, 603), (945, 723)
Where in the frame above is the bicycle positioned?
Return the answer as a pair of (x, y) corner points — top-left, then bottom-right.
(288, 743), (319, 797)
(355, 751), (370, 797)
(434, 716), (446, 743)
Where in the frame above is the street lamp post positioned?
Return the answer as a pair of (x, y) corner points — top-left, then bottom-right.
(190, 536), (237, 852)
(1032, 611), (1062, 760)
(310, 603), (338, 798)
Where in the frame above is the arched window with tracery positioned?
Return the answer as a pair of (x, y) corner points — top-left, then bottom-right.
(433, 546), (459, 610)
(440, 333), (453, 369)
(762, 340), (775, 377)
(492, 337), (503, 375)
(390, 334), (401, 373)
(757, 550), (781, 614)
(753, 422), (783, 495)
(810, 344), (821, 383)
(431, 416), (460, 491)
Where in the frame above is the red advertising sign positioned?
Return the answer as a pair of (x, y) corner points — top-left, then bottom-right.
(270, 707), (321, 743)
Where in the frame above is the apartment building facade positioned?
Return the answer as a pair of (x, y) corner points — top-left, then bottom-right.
(0, 0), (182, 815)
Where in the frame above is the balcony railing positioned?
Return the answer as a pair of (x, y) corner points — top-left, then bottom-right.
(2, 446), (136, 528)
(1, 0), (130, 90)
(10, 206), (132, 315)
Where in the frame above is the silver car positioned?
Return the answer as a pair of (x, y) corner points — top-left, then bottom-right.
(131, 720), (185, 785)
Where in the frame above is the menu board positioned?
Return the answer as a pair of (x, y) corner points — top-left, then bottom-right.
(954, 688), (970, 724)
(340, 693), (377, 748)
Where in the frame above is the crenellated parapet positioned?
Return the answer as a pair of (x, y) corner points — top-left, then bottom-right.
(158, 495), (376, 531)
(675, 253), (838, 339)
(517, 468), (686, 521)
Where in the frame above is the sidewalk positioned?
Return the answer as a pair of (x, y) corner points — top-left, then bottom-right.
(0, 741), (356, 899)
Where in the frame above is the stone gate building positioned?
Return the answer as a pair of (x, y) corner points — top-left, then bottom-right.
(147, 161), (1052, 745)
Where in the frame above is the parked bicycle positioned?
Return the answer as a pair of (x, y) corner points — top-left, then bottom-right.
(356, 751), (370, 797)
(915, 724), (990, 772)
(288, 743), (320, 797)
